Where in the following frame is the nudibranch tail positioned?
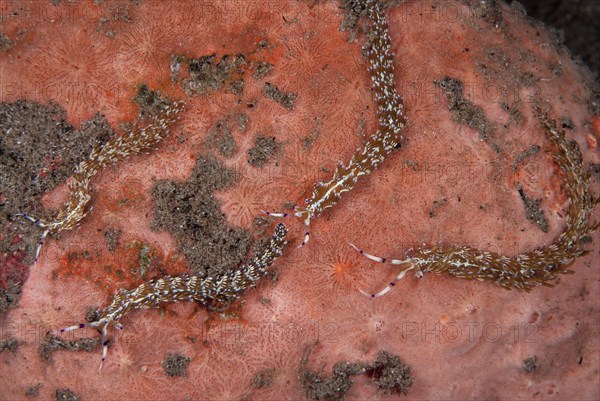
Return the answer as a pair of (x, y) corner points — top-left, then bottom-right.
(265, 0), (405, 245)
(21, 95), (185, 263)
(352, 114), (598, 296)
(49, 223), (287, 369)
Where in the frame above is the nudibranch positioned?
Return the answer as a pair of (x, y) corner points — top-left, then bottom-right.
(351, 114), (598, 297)
(19, 92), (185, 262)
(50, 223), (287, 370)
(264, 0), (406, 246)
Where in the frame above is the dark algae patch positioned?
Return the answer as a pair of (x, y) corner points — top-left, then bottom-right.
(513, 145), (549, 232)
(369, 351), (414, 394)
(134, 83), (177, 117)
(104, 227), (121, 252)
(0, 336), (19, 353)
(300, 359), (367, 401)
(205, 118), (238, 158)
(204, 113), (251, 158)
(523, 355), (538, 373)
(516, 184), (549, 232)
(0, 32), (15, 52)
(263, 83), (296, 110)
(247, 135), (279, 167)
(152, 154), (251, 277)
(434, 76), (500, 153)
(39, 334), (101, 361)
(0, 283), (22, 316)
(253, 61), (274, 79)
(300, 345), (413, 401)
(162, 353), (191, 377)
(173, 49), (280, 96)
(177, 53), (247, 95)
(25, 383), (43, 397)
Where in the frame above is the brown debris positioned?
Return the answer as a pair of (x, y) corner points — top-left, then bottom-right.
(263, 83), (296, 110)
(25, 383), (43, 397)
(39, 334), (101, 361)
(247, 135), (279, 167)
(104, 228), (121, 253)
(517, 184), (549, 233)
(181, 53), (247, 95)
(162, 353), (191, 377)
(0, 32), (15, 52)
(151, 154), (251, 277)
(299, 345), (413, 401)
(0, 336), (19, 353)
(369, 351), (414, 394)
(513, 145), (549, 232)
(55, 388), (79, 401)
(253, 61), (274, 79)
(300, 360), (367, 401)
(205, 119), (238, 158)
(435, 76), (500, 153)
(523, 355), (538, 373)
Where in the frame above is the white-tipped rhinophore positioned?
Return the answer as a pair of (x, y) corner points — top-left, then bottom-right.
(349, 242), (420, 298)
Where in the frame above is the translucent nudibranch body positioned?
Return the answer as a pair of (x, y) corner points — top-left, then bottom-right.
(22, 97), (185, 261)
(270, 0), (406, 245)
(353, 115), (599, 297)
(51, 223), (288, 369)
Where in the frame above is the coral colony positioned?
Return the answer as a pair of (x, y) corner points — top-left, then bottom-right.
(35, 0), (597, 369)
